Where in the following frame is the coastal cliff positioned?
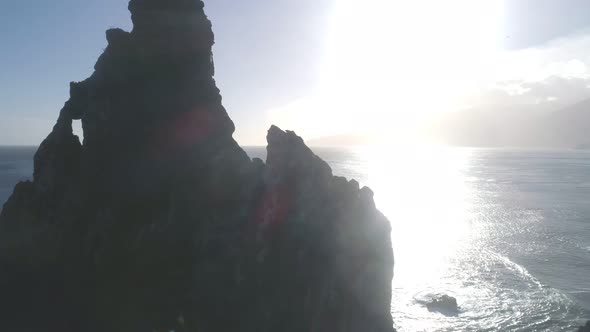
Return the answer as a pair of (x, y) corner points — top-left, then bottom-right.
(0, 1), (394, 331)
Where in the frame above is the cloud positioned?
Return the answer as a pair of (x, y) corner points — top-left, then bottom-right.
(461, 31), (590, 113)
(266, 27), (590, 143)
(467, 76), (590, 113)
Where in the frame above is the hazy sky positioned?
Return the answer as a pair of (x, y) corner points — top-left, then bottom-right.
(2, 0), (590, 145)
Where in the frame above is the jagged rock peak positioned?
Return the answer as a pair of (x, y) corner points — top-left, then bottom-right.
(0, 1), (396, 332)
(65, 0), (227, 159)
(129, 0), (205, 13)
(266, 125), (333, 181)
(128, 0), (214, 53)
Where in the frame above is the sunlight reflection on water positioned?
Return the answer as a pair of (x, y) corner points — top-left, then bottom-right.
(241, 146), (590, 331)
(310, 145), (588, 332)
(367, 146), (476, 331)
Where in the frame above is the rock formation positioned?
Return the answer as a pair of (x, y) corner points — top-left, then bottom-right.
(579, 321), (590, 332)
(424, 294), (459, 316)
(0, 1), (394, 331)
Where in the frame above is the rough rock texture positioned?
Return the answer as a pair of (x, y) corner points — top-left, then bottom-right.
(0, 1), (394, 331)
(424, 294), (459, 316)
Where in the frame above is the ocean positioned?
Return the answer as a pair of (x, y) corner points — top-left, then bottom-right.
(1, 146), (589, 331)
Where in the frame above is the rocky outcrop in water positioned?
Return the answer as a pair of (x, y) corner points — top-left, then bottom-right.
(424, 294), (459, 316)
(0, 1), (394, 331)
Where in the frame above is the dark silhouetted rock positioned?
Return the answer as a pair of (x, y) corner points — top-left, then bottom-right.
(578, 321), (590, 332)
(423, 294), (459, 316)
(0, 1), (394, 332)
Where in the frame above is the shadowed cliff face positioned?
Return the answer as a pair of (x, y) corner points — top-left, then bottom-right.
(579, 321), (590, 332)
(0, 1), (394, 331)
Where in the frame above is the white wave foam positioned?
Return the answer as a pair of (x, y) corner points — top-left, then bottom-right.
(484, 249), (544, 289)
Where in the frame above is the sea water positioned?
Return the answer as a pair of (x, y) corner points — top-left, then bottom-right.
(1, 146), (589, 331)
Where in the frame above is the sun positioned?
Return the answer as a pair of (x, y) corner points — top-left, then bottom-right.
(314, 0), (505, 142)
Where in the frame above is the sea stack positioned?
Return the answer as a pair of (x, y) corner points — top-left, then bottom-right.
(0, 1), (395, 331)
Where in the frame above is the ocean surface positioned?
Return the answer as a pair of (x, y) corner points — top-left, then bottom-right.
(1, 146), (589, 331)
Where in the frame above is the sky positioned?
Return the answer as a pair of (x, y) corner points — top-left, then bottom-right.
(2, 0), (590, 145)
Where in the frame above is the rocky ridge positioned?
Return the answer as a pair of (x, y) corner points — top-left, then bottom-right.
(0, 1), (395, 331)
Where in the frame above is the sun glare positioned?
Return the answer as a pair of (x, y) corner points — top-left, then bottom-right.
(316, 0), (505, 142)
(365, 145), (473, 273)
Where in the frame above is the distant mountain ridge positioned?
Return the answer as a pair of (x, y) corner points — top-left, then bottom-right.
(307, 133), (375, 147)
(429, 98), (590, 148)
(544, 98), (590, 148)
(305, 99), (590, 148)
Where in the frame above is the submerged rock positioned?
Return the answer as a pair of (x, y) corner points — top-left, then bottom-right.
(578, 321), (590, 332)
(422, 294), (459, 316)
(0, 1), (395, 331)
